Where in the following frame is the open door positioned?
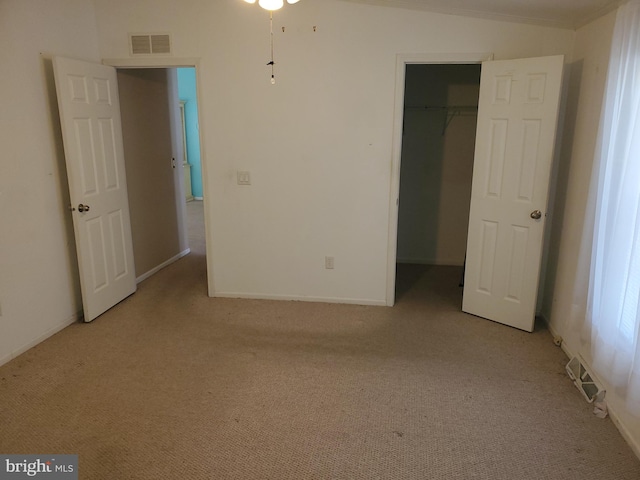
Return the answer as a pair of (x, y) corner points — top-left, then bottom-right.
(53, 56), (136, 322)
(462, 55), (564, 332)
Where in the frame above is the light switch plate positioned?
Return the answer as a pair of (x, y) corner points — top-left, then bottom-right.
(325, 256), (334, 269)
(237, 171), (251, 185)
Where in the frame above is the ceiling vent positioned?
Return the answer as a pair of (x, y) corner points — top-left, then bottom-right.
(129, 33), (172, 56)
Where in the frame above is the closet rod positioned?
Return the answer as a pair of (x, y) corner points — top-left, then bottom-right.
(404, 105), (478, 111)
(403, 105), (479, 135)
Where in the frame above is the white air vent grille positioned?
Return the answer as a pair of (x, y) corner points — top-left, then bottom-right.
(129, 33), (172, 56)
(566, 356), (604, 403)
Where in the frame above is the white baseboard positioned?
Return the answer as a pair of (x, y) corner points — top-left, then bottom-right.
(542, 315), (640, 462)
(607, 400), (640, 463)
(193, 196), (203, 201)
(0, 311), (81, 368)
(136, 248), (190, 284)
(214, 291), (387, 307)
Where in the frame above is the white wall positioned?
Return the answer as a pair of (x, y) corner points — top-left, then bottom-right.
(0, 0), (100, 365)
(397, 64), (480, 266)
(543, 10), (640, 455)
(93, 0), (575, 305)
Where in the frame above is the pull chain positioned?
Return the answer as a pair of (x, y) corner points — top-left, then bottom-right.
(268, 11), (275, 84)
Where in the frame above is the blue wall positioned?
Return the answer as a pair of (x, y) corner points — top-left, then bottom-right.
(177, 68), (203, 198)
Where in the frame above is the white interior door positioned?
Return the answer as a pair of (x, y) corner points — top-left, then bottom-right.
(462, 55), (564, 332)
(53, 56), (136, 322)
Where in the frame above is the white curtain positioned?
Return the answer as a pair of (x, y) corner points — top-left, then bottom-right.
(588, 0), (640, 415)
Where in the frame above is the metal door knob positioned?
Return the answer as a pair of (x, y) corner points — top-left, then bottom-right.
(78, 204), (90, 213)
(530, 209), (542, 220)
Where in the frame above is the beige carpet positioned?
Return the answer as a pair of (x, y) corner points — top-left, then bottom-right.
(1, 200), (640, 479)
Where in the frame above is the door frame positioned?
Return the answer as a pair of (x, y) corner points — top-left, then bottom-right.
(386, 52), (494, 306)
(102, 57), (215, 296)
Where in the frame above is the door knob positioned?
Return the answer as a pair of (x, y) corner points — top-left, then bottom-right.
(530, 209), (542, 220)
(78, 204), (90, 213)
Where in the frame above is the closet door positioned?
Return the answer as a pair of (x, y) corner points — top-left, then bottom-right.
(463, 55), (564, 332)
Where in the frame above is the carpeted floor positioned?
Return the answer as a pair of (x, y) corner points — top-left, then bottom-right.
(1, 200), (639, 479)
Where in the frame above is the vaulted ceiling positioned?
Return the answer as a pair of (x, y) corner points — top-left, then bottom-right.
(340, 0), (621, 29)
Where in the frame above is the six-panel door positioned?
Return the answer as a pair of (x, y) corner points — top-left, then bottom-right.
(53, 56), (136, 322)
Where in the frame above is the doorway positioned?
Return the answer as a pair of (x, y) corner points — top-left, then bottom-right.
(386, 53), (492, 306)
(116, 67), (207, 283)
(177, 68), (206, 257)
(394, 63), (481, 301)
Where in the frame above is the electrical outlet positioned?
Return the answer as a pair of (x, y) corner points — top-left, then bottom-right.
(325, 256), (334, 269)
(237, 171), (251, 185)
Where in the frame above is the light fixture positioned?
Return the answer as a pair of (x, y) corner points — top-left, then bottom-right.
(244, 0), (300, 11)
(259, 0), (283, 10)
